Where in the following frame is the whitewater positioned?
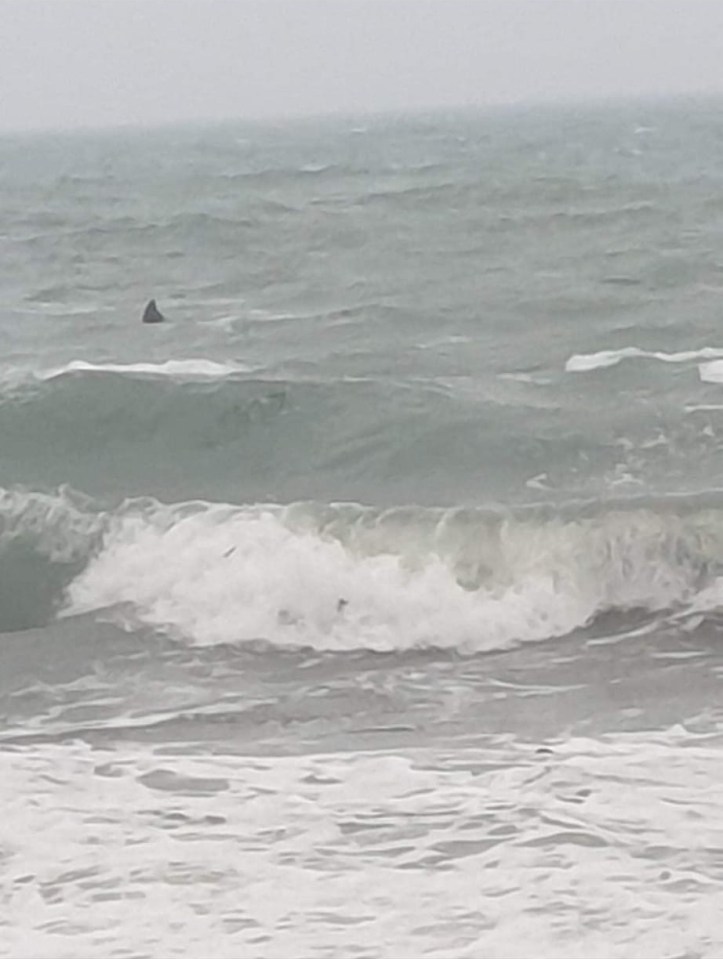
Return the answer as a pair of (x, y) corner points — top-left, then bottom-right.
(2, 100), (723, 958)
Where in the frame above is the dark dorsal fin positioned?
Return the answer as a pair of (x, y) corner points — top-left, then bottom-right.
(142, 299), (165, 323)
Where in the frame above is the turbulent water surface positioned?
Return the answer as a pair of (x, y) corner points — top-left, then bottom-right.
(2, 100), (723, 958)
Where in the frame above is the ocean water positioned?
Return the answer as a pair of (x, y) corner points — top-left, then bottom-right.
(2, 99), (723, 957)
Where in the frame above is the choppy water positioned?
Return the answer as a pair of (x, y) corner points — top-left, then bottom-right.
(2, 99), (723, 957)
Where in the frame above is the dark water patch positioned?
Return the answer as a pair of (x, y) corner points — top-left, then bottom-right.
(0, 542), (83, 631)
(138, 769), (229, 794)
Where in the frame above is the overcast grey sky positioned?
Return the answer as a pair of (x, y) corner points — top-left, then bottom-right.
(3, 0), (723, 132)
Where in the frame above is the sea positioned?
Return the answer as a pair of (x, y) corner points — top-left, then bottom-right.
(1, 97), (723, 958)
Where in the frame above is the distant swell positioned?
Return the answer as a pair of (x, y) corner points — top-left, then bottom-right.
(2, 487), (723, 651)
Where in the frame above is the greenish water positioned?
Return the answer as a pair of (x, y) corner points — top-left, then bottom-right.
(2, 100), (723, 958)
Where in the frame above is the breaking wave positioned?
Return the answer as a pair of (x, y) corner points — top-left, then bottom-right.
(2, 487), (723, 651)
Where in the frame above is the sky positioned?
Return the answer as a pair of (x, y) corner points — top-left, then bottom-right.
(3, 0), (723, 132)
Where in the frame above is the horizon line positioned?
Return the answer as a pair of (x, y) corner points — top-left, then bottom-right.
(2, 89), (721, 139)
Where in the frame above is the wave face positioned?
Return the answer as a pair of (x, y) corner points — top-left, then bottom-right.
(3, 349), (723, 509)
(2, 487), (722, 650)
(0, 362), (596, 504)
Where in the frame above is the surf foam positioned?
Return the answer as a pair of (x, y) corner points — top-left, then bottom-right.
(565, 346), (723, 373)
(698, 360), (723, 384)
(0, 358), (252, 392)
(42, 359), (250, 381)
(60, 497), (723, 653)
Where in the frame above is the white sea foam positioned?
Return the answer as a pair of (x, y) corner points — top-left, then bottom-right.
(62, 500), (713, 652)
(40, 358), (250, 381)
(565, 346), (723, 373)
(698, 360), (723, 384)
(0, 487), (101, 563)
(2, 728), (723, 958)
